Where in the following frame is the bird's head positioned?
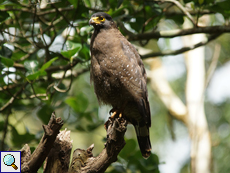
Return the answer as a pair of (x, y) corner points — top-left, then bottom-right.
(89, 12), (116, 29)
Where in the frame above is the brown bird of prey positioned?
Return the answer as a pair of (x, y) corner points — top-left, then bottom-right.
(89, 12), (151, 158)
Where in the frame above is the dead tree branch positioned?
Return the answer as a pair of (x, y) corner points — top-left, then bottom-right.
(69, 117), (127, 173)
(21, 112), (64, 173)
(43, 129), (72, 173)
(20, 113), (127, 173)
(141, 33), (221, 58)
(118, 21), (230, 40)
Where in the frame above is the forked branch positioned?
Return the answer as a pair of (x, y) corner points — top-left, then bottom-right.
(69, 117), (127, 173)
(21, 112), (64, 173)
(20, 114), (127, 173)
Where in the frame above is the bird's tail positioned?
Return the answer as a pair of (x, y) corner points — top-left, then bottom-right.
(134, 125), (152, 159)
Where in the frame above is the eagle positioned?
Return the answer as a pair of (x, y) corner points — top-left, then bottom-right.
(89, 12), (151, 158)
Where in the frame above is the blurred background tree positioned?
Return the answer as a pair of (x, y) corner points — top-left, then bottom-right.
(0, 0), (230, 172)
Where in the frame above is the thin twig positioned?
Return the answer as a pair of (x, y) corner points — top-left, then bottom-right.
(0, 7), (74, 15)
(30, 83), (43, 101)
(205, 43), (221, 88)
(141, 34), (221, 59)
(13, 11), (35, 46)
(0, 83), (20, 91)
(164, 10), (214, 17)
(31, 4), (38, 47)
(45, 60), (81, 73)
(29, 93), (48, 100)
(158, 0), (195, 25)
(0, 82), (28, 112)
(118, 21), (230, 40)
(51, 4), (74, 27)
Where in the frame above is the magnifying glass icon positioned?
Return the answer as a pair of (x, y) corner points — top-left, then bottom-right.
(3, 154), (18, 170)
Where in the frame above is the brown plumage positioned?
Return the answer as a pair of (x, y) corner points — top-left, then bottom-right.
(89, 12), (151, 158)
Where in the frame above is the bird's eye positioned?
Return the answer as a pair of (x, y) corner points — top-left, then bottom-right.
(98, 16), (104, 21)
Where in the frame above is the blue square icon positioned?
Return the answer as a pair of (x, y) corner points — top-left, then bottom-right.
(0, 151), (21, 173)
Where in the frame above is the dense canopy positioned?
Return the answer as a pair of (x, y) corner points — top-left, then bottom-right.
(0, 0), (230, 172)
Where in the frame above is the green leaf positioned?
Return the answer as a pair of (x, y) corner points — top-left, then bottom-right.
(183, 0), (194, 3)
(130, 17), (145, 32)
(78, 44), (90, 60)
(0, 11), (10, 24)
(68, 0), (78, 8)
(40, 57), (58, 71)
(139, 154), (159, 171)
(11, 126), (35, 147)
(11, 51), (27, 61)
(26, 70), (46, 80)
(0, 0), (21, 7)
(65, 94), (88, 113)
(110, 6), (127, 17)
(0, 55), (14, 67)
(37, 105), (54, 124)
(24, 60), (39, 72)
(0, 121), (4, 131)
(61, 41), (82, 59)
(127, 151), (159, 173)
(207, 0), (230, 17)
(84, 0), (91, 7)
(117, 0), (124, 8)
(0, 45), (12, 58)
(166, 15), (184, 25)
(82, 112), (93, 122)
(61, 48), (80, 59)
(111, 159), (127, 172)
(199, 0), (204, 5)
(25, 57), (57, 81)
(119, 139), (137, 158)
(206, 0), (215, 3)
(108, 0), (117, 10)
(66, 40), (82, 50)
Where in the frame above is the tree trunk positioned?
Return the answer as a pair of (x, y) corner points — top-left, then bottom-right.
(183, 19), (212, 173)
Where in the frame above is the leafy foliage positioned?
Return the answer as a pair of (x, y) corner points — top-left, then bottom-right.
(0, 0), (230, 172)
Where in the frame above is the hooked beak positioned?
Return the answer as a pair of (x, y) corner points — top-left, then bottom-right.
(89, 17), (104, 25)
(89, 17), (98, 25)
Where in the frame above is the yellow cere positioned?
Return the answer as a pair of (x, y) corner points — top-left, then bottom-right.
(92, 16), (105, 24)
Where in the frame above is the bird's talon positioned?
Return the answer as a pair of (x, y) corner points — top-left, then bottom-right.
(111, 111), (117, 119)
(109, 108), (116, 115)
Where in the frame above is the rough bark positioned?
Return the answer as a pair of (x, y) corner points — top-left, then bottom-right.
(43, 129), (72, 173)
(69, 117), (127, 173)
(20, 113), (127, 173)
(69, 144), (94, 173)
(21, 112), (64, 173)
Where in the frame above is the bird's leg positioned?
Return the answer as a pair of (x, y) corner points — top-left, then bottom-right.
(109, 108), (120, 119)
(104, 108), (117, 129)
(111, 111), (118, 119)
(109, 102), (128, 119)
(109, 108), (117, 118)
(110, 110), (122, 118)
